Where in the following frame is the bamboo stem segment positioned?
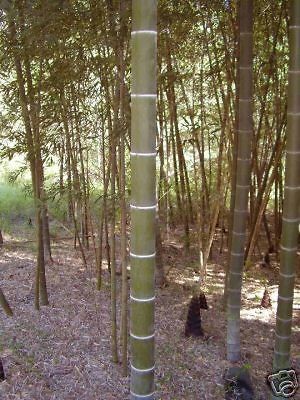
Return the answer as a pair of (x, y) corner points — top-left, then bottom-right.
(130, 1), (157, 399)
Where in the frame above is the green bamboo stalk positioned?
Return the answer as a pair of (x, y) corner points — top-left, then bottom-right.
(226, 0), (253, 362)
(130, 1), (157, 398)
(270, 2), (300, 398)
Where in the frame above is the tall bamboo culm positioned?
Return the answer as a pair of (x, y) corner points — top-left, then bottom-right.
(130, 1), (157, 399)
(271, 2), (300, 398)
(226, 0), (253, 362)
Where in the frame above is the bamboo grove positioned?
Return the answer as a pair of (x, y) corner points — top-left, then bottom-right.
(0, 0), (299, 398)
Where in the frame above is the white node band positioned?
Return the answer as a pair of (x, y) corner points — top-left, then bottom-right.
(130, 252), (156, 259)
(285, 185), (300, 190)
(131, 364), (155, 373)
(131, 152), (156, 157)
(275, 333), (291, 340)
(130, 204), (157, 210)
(286, 150), (300, 155)
(130, 391), (156, 399)
(227, 303), (241, 309)
(230, 271), (242, 276)
(237, 157), (251, 161)
(278, 295), (294, 302)
(130, 295), (155, 303)
(131, 30), (157, 35)
(130, 332), (155, 340)
(287, 111), (300, 116)
(131, 94), (157, 98)
(234, 208), (248, 213)
(280, 272), (295, 279)
(277, 316), (292, 323)
(280, 244), (298, 252)
(236, 184), (250, 189)
(282, 216), (300, 223)
(232, 231), (246, 236)
(231, 252), (244, 257)
(274, 350), (290, 356)
(227, 288), (240, 293)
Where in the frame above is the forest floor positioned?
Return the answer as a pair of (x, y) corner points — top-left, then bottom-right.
(0, 227), (299, 400)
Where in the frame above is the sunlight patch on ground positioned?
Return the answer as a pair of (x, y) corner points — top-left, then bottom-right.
(174, 276), (199, 285)
(241, 307), (275, 321)
(206, 269), (225, 278)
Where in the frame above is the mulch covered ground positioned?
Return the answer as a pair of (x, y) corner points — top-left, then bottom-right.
(0, 233), (299, 399)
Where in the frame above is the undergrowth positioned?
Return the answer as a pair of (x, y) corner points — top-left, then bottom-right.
(0, 182), (34, 233)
